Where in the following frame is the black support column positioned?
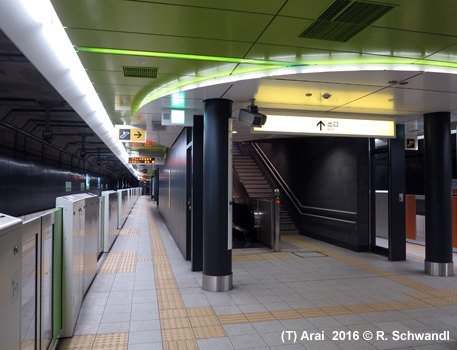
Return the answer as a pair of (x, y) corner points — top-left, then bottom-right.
(424, 112), (454, 276)
(191, 115), (203, 272)
(388, 124), (406, 261)
(202, 99), (233, 291)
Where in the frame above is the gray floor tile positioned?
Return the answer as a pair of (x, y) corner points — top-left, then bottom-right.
(97, 321), (130, 333)
(128, 330), (162, 345)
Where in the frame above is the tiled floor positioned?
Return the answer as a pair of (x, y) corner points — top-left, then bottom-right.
(57, 197), (457, 349)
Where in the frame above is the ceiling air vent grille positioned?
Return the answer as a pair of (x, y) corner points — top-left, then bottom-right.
(299, 0), (396, 42)
(122, 66), (158, 78)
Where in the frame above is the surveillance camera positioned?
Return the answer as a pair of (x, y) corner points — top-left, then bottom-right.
(239, 109), (267, 127)
(96, 160), (102, 166)
(322, 93), (331, 99)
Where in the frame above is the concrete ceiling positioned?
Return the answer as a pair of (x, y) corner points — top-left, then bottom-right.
(4, 0), (457, 173)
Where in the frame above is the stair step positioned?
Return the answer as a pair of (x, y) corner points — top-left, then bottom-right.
(236, 168), (263, 175)
(246, 188), (273, 193)
(280, 216), (293, 223)
(234, 165), (258, 169)
(249, 192), (275, 197)
(244, 184), (272, 189)
(280, 222), (297, 229)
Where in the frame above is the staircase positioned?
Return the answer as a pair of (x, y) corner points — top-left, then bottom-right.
(232, 143), (299, 235)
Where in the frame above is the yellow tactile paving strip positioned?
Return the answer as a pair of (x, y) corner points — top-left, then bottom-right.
(137, 258), (153, 262)
(99, 251), (137, 274)
(232, 252), (292, 261)
(145, 198), (227, 349)
(217, 235), (457, 325)
(119, 227), (140, 237)
(56, 333), (128, 350)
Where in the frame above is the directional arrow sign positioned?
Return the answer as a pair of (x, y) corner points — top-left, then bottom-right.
(115, 126), (146, 142)
(316, 120), (325, 131)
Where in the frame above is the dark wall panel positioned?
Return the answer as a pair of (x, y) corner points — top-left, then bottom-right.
(0, 154), (117, 217)
(158, 130), (188, 258)
(258, 137), (369, 251)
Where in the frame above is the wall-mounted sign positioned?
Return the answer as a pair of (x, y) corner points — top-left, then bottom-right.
(115, 125), (146, 142)
(128, 157), (156, 164)
(65, 181), (71, 192)
(405, 138), (418, 150)
(253, 115), (395, 138)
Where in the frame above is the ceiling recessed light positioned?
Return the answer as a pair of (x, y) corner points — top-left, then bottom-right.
(306, 93), (312, 97)
(399, 81), (409, 85)
(388, 98), (395, 101)
(388, 80), (398, 84)
(232, 130), (238, 134)
(136, 60), (147, 65)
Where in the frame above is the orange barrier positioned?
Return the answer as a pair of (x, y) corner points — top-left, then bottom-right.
(405, 195), (416, 240)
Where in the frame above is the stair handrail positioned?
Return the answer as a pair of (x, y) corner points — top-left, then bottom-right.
(252, 143), (356, 224)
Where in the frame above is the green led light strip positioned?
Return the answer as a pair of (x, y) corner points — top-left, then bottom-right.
(76, 47), (302, 67)
(77, 46), (457, 114)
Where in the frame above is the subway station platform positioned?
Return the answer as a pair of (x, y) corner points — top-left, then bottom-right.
(57, 197), (457, 350)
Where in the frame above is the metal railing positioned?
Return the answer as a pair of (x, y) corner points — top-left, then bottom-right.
(252, 142), (357, 225)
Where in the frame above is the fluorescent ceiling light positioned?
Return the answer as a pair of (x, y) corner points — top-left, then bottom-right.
(253, 115), (396, 138)
(171, 110), (185, 125)
(0, 0), (138, 178)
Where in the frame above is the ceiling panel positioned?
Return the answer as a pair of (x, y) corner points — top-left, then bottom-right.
(423, 42), (457, 62)
(372, 0), (457, 37)
(262, 70), (423, 87)
(338, 87), (457, 114)
(256, 17), (457, 60)
(127, 0), (286, 14)
(77, 52), (238, 77)
(52, 0), (273, 42)
(253, 79), (382, 109)
(278, 0), (335, 19)
(394, 71), (457, 93)
(66, 28), (252, 58)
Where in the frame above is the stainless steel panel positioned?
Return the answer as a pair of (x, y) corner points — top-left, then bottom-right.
(0, 213), (22, 350)
(117, 189), (128, 228)
(21, 221), (37, 350)
(102, 191), (118, 252)
(41, 213), (54, 350)
(56, 195), (85, 337)
(83, 195), (99, 293)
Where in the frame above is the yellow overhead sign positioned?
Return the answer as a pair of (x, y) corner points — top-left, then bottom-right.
(253, 115), (395, 138)
(115, 125), (146, 142)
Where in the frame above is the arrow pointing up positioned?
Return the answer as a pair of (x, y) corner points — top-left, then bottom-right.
(134, 131), (142, 139)
(316, 120), (325, 131)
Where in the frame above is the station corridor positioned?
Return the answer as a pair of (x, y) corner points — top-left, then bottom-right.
(56, 197), (457, 350)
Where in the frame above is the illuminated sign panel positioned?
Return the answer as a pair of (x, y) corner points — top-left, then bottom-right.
(253, 115), (395, 138)
(405, 138), (418, 150)
(115, 126), (146, 142)
(128, 157), (156, 164)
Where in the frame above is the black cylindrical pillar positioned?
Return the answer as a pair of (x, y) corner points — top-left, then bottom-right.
(424, 111), (454, 276)
(202, 98), (233, 291)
